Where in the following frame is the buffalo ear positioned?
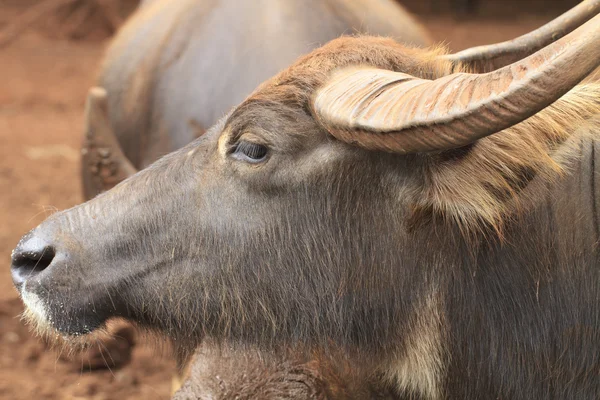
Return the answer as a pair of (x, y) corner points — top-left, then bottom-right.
(81, 87), (138, 199)
(409, 82), (600, 235)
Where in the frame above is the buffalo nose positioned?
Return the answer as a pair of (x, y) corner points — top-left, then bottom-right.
(10, 233), (56, 288)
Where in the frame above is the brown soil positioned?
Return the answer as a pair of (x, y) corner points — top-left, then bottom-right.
(0, 2), (575, 399)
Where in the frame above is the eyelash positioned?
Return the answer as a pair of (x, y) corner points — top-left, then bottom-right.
(232, 141), (268, 163)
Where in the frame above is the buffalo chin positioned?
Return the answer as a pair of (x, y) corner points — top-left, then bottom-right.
(19, 285), (107, 345)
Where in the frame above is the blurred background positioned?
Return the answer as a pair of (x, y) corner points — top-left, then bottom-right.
(0, 0), (581, 399)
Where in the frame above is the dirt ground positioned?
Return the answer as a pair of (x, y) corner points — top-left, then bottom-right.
(0, 2), (575, 400)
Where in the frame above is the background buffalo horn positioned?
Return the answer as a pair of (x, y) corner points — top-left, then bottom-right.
(81, 87), (138, 198)
(443, 0), (600, 72)
(312, 14), (600, 154)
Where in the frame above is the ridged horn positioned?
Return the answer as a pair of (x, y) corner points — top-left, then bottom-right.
(443, 0), (600, 72)
(81, 87), (138, 199)
(312, 14), (600, 154)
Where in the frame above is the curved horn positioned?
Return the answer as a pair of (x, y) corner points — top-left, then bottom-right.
(443, 0), (600, 72)
(313, 14), (600, 154)
(81, 87), (138, 199)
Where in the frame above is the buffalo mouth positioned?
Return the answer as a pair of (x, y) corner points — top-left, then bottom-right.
(17, 281), (110, 338)
(11, 232), (115, 339)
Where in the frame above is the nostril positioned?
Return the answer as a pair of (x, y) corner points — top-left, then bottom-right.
(10, 234), (56, 287)
(12, 247), (55, 271)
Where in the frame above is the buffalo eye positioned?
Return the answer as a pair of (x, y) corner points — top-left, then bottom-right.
(232, 141), (268, 163)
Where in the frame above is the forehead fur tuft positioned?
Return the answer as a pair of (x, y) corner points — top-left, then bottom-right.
(249, 35), (453, 108)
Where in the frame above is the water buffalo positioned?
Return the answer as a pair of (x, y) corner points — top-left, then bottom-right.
(82, 0), (432, 198)
(10, 1), (600, 399)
